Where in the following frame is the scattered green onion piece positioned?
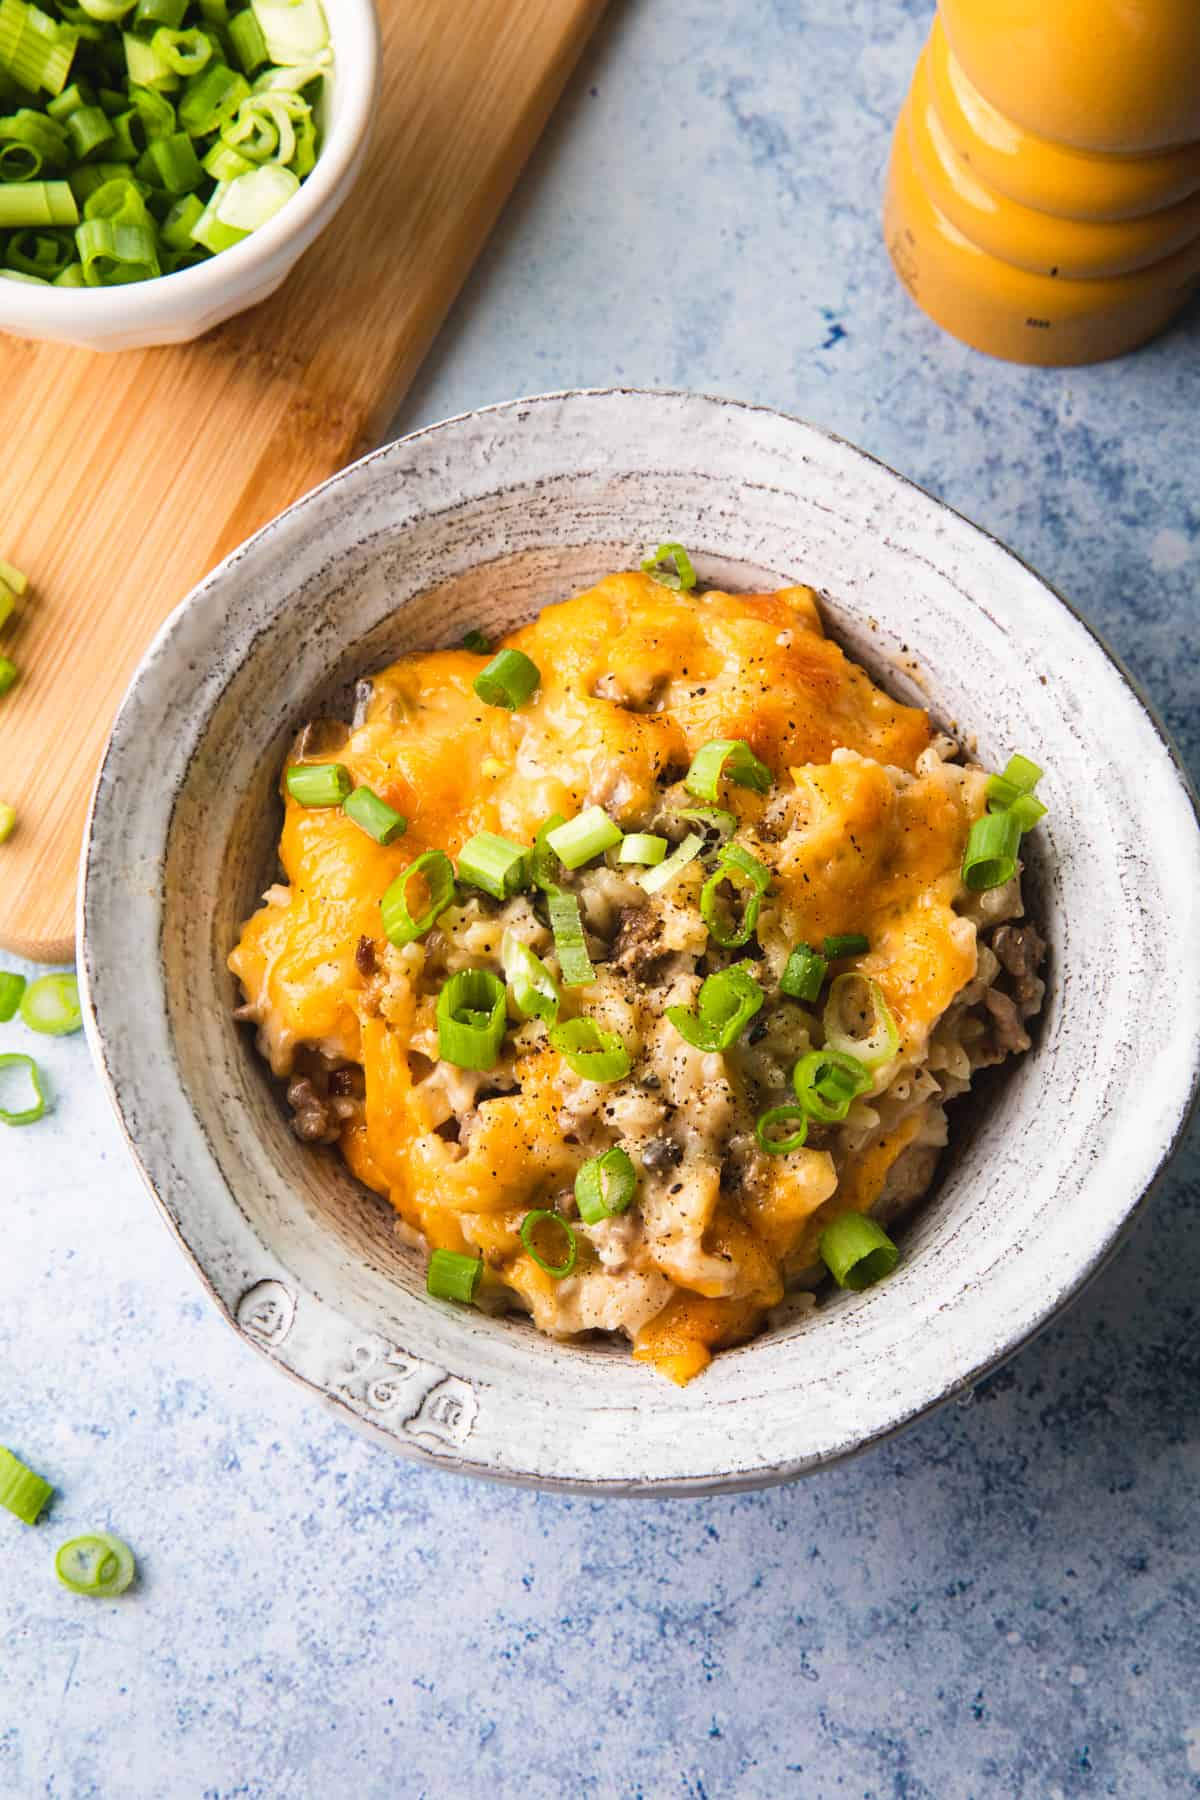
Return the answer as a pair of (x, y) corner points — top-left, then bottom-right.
(640, 541), (697, 592)
(426, 1248), (482, 1305)
(666, 964), (764, 1054)
(792, 1048), (872, 1123)
(780, 943), (826, 1004)
(755, 1104), (809, 1155)
(342, 785), (406, 846)
(823, 973), (898, 1069)
(547, 890), (594, 987)
(0, 802), (15, 843)
(1007, 792), (1047, 833)
(0, 0), (77, 96)
(0, 177), (76, 223)
(0, 969), (25, 1019)
(999, 753), (1042, 794)
(961, 810), (1021, 892)
(76, 214), (158, 281)
(381, 848), (455, 947)
(819, 1213), (899, 1292)
(135, 126), (200, 192)
(618, 832), (667, 866)
(822, 932), (869, 959)
(473, 647), (540, 711)
(0, 1444), (52, 1522)
(461, 628), (489, 654)
(20, 971), (82, 1036)
(0, 1051), (48, 1123)
(984, 774), (1021, 811)
(436, 968), (506, 1071)
(227, 3), (267, 74)
(637, 829), (703, 895)
(674, 804), (737, 842)
(529, 811), (566, 893)
(683, 737), (772, 803)
(501, 929), (559, 1025)
(457, 829), (528, 900)
(700, 845), (770, 949)
(249, 0), (329, 66)
(545, 805), (622, 870)
(519, 1209), (577, 1279)
(285, 760), (351, 807)
(574, 1145), (637, 1224)
(548, 1016), (631, 1083)
(55, 1531), (136, 1596)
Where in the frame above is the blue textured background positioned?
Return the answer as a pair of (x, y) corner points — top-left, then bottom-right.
(4, 2), (1200, 1794)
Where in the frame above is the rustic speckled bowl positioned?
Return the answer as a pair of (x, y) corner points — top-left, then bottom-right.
(80, 390), (1200, 1493)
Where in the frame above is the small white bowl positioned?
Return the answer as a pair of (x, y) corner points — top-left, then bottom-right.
(80, 390), (1200, 1492)
(0, 0), (379, 352)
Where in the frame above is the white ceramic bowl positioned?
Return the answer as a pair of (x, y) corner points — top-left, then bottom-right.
(0, 0), (379, 352)
(80, 390), (1200, 1493)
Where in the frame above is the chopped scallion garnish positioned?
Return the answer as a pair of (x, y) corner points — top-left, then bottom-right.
(666, 965), (763, 1054)
(426, 1248), (483, 1305)
(0, 1052), (49, 1125)
(285, 761), (352, 808)
(683, 738), (771, 803)
(461, 629), (490, 654)
(530, 812), (566, 893)
(819, 1213), (899, 1291)
(519, 1210), (578, 1279)
(637, 830), (703, 895)
(381, 849), (455, 946)
(55, 1532), (136, 1597)
(548, 1016), (631, 1082)
(547, 890), (594, 986)
(545, 806), (621, 870)
(962, 810), (1021, 891)
(0, 1445), (52, 1523)
(436, 968), (507, 1071)
(754, 1104), (809, 1155)
(456, 830), (529, 900)
(20, 971), (81, 1036)
(640, 541), (697, 592)
(473, 647), (540, 711)
(780, 944), (826, 1003)
(822, 933), (869, 959)
(618, 833), (667, 866)
(792, 1048), (871, 1123)
(700, 844), (770, 948)
(574, 1145), (637, 1224)
(342, 785), (407, 845)
(501, 929), (559, 1024)
(822, 974), (898, 1069)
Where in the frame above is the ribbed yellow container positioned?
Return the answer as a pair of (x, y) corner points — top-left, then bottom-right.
(884, 1), (1200, 365)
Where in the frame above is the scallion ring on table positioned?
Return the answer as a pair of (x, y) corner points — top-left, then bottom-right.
(519, 1210), (577, 1279)
(683, 738), (772, 804)
(0, 1052), (49, 1125)
(0, 1445), (52, 1523)
(640, 541), (697, 591)
(436, 968), (507, 1071)
(20, 971), (82, 1036)
(666, 964), (764, 1054)
(791, 1048), (872, 1123)
(819, 1213), (899, 1291)
(380, 848), (455, 946)
(821, 973), (898, 1070)
(574, 1145), (637, 1224)
(501, 929), (560, 1025)
(548, 1016), (631, 1083)
(55, 1532), (136, 1597)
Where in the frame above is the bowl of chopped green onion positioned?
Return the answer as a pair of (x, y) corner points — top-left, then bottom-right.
(79, 390), (1200, 1492)
(0, 0), (379, 349)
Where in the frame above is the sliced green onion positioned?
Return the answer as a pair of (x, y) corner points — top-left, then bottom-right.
(227, 4), (267, 74)
(0, 177), (76, 223)
(501, 929), (559, 1025)
(250, 0), (329, 67)
(999, 752), (1042, 794)
(780, 943), (827, 1003)
(962, 810), (1021, 892)
(1006, 792), (1047, 833)
(548, 1016), (631, 1082)
(0, 1445), (52, 1522)
(285, 760), (351, 807)
(0, 802), (15, 843)
(473, 647), (540, 711)
(822, 933), (869, 959)
(214, 157), (296, 227)
(135, 127), (200, 192)
(683, 738), (772, 803)
(202, 138), (253, 181)
(0, 0), (77, 96)
(53, 259), (84, 282)
(342, 785), (406, 846)
(700, 845), (770, 949)
(461, 628), (489, 654)
(127, 83), (175, 141)
(984, 774), (1021, 811)
(755, 1104), (809, 1155)
(674, 804), (737, 842)
(792, 1048), (872, 1122)
(133, 0), (186, 29)
(530, 812), (566, 893)
(819, 1213), (899, 1291)
(519, 1209), (577, 1278)
(666, 965), (764, 1054)
(20, 971), (81, 1036)
(76, 215), (158, 282)
(81, 174), (148, 222)
(456, 830), (528, 900)
(64, 102), (114, 159)
(823, 974), (898, 1069)
(55, 1532), (136, 1596)
(426, 1248), (482, 1305)
(159, 186), (201, 244)
(122, 29), (178, 89)
(640, 541), (697, 591)
(6, 224), (71, 275)
(545, 806), (621, 870)
(618, 832), (667, 866)
(0, 1051), (48, 1123)
(177, 59), (248, 133)
(547, 890), (594, 986)
(0, 969), (25, 1020)
(436, 968), (506, 1070)
(574, 1145), (637, 1224)
(381, 849), (455, 946)
(150, 24), (209, 74)
(638, 829), (703, 895)
(0, 108), (69, 180)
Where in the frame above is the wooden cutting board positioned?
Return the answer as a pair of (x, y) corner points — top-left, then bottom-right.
(0, 0), (606, 963)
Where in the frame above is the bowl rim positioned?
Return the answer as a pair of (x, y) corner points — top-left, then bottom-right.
(0, 0), (380, 335)
(79, 386), (1200, 1493)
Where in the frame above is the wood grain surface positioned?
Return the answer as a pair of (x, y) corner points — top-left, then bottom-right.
(0, 0), (605, 962)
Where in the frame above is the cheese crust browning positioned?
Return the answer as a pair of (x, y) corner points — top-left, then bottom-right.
(229, 573), (1044, 1383)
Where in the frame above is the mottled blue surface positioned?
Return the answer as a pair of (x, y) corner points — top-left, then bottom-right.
(4, 2), (1200, 1795)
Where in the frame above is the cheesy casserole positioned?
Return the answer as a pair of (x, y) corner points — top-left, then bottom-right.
(229, 565), (1046, 1383)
